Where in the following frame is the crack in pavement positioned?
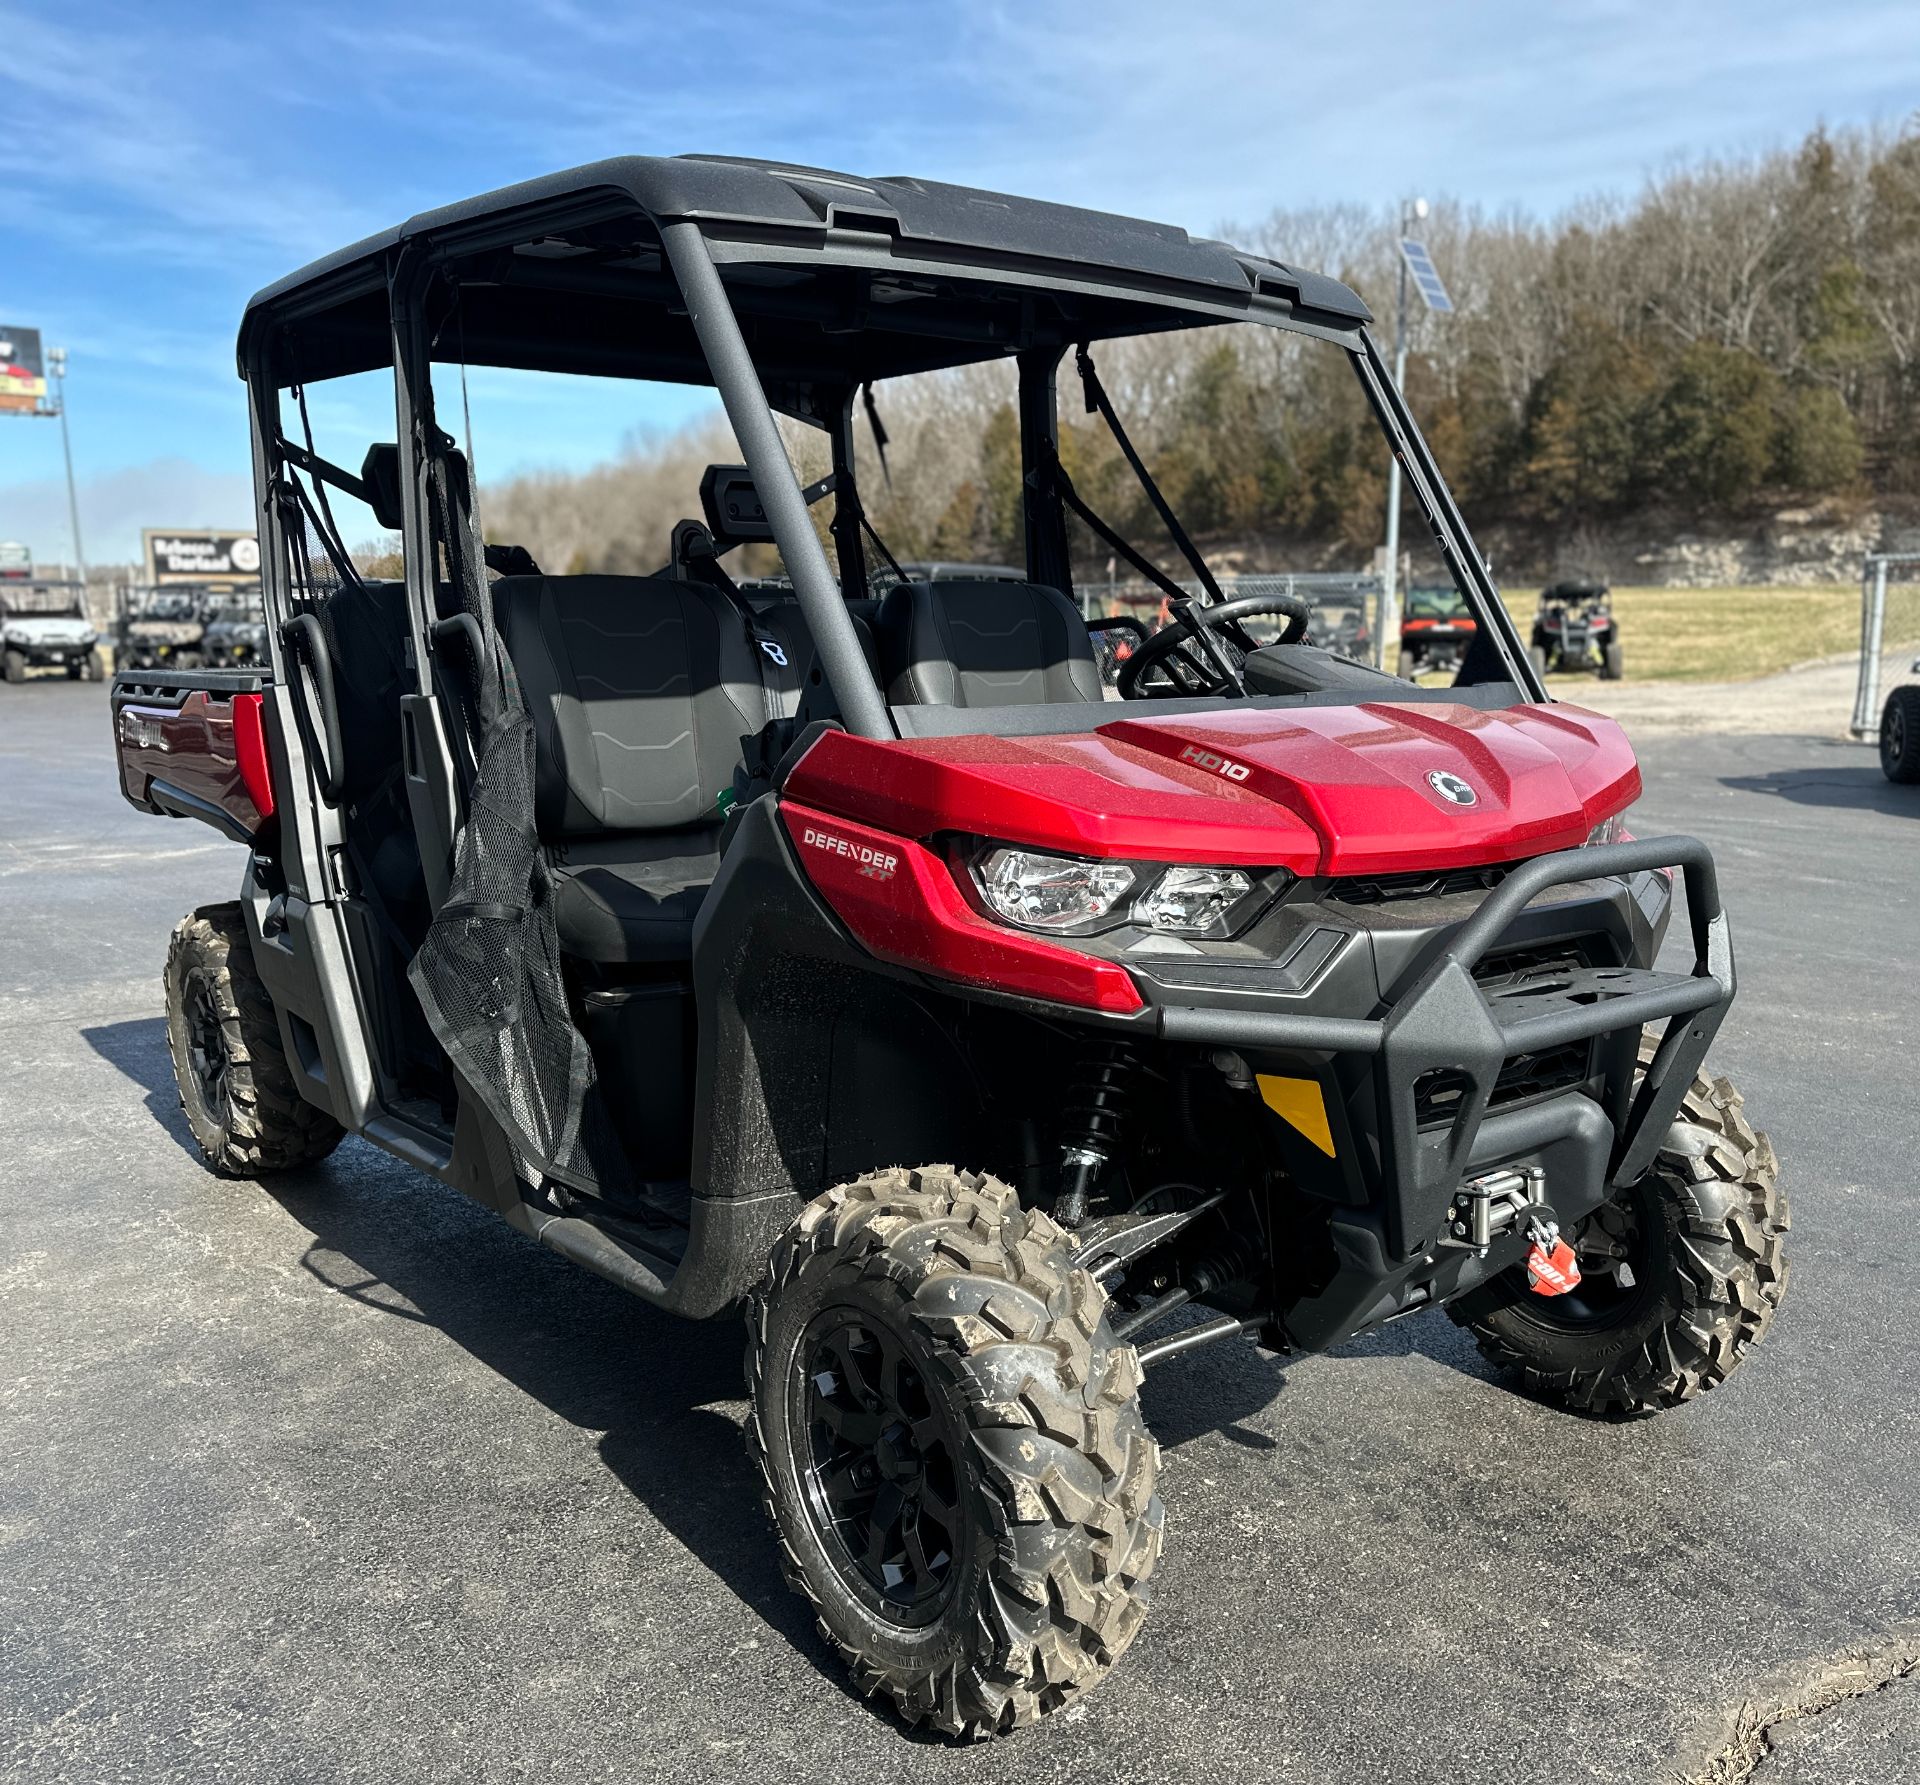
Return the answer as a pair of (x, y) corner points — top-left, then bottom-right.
(1675, 1631), (1920, 1784)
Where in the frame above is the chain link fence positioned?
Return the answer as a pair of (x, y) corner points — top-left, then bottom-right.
(1081, 571), (1382, 651)
(1849, 554), (1920, 738)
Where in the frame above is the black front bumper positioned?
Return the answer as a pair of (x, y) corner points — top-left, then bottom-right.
(1145, 836), (1732, 1345)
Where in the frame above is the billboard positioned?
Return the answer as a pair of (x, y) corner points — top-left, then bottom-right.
(0, 540), (30, 578)
(0, 326), (47, 415)
(144, 529), (262, 586)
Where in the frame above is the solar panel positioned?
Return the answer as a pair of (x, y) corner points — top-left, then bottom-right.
(1398, 237), (1455, 314)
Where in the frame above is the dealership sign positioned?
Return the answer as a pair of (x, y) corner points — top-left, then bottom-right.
(0, 540), (30, 579)
(0, 326), (48, 415)
(143, 529), (262, 585)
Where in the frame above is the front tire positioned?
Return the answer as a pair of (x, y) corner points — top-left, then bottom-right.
(1527, 643), (1550, 678)
(164, 902), (344, 1176)
(745, 1166), (1162, 1739)
(1882, 684), (1920, 784)
(1451, 1049), (1787, 1417)
(1601, 640), (1624, 680)
(3, 648), (24, 684)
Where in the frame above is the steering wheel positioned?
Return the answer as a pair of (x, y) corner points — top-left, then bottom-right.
(1117, 593), (1312, 699)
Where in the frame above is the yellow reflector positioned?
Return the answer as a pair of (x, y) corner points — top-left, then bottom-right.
(1256, 1074), (1336, 1158)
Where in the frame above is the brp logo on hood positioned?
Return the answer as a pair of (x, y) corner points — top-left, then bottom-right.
(1427, 770), (1478, 808)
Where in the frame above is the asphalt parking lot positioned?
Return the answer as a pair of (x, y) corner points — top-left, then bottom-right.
(3, 679), (1915, 1784)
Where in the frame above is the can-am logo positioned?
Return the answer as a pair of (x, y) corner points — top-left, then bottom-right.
(118, 710), (171, 753)
(1427, 770), (1478, 808)
(801, 826), (898, 881)
(1178, 744), (1252, 782)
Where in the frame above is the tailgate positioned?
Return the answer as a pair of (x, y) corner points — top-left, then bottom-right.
(111, 669), (273, 843)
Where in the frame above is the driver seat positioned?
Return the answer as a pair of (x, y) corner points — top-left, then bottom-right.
(876, 579), (1104, 707)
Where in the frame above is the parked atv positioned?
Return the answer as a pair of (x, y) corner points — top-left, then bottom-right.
(116, 585), (209, 672)
(1398, 584), (1476, 677)
(1532, 580), (1623, 679)
(1309, 589), (1372, 662)
(198, 588), (268, 667)
(3, 580), (101, 682)
(111, 156), (1787, 1740)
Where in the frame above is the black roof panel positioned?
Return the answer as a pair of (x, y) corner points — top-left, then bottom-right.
(241, 154), (1371, 351)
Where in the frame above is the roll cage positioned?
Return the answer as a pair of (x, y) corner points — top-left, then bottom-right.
(237, 154), (1539, 761)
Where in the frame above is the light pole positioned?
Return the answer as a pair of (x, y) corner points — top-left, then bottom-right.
(1376, 198), (1426, 669)
(47, 347), (87, 599)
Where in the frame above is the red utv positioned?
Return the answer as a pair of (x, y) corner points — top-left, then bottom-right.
(1398, 584), (1478, 678)
(110, 157), (1787, 1739)
(1532, 578), (1624, 679)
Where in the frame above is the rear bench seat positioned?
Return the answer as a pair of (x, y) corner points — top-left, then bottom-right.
(492, 573), (770, 966)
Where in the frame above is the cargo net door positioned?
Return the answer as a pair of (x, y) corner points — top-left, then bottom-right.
(401, 443), (631, 1199)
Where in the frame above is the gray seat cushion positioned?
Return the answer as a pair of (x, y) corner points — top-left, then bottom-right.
(547, 832), (723, 966)
(876, 579), (1104, 707)
(493, 573), (768, 837)
(491, 573), (773, 965)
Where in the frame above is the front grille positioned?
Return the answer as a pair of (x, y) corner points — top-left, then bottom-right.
(1331, 863), (1514, 905)
(1411, 941), (1607, 1127)
(1490, 1042), (1591, 1106)
(1412, 1068), (1473, 1125)
(1412, 1042), (1594, 1127)
(1471, 940), (1595, 986)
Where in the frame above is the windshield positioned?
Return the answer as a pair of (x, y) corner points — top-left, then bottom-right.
(1406, 588), (1470, 620)
(2, 588), (85, 617)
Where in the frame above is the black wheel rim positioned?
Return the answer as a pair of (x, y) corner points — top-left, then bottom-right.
(800, 1309), (962, 1625)
(183, 971), (232, 1128)
(1520, 1180), (1659, 1331)
(1888, 702), (1907, 769)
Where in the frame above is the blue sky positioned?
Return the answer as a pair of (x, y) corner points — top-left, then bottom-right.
(4, 0), (1920, 565)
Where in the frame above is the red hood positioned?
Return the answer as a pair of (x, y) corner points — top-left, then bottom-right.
(784, 701), (1639, 876)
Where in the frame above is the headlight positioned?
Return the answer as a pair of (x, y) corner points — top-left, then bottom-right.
(1583, 808), (1634, 847)
(974, 847), (1138, 933)
(970, 846), (1276, 939)
(1136, 865), (1253, 935)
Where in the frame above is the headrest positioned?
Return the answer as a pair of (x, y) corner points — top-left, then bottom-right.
(700, 464), (775, 546)
(360, 444), (404, 531)
(360, 442), (471, 532)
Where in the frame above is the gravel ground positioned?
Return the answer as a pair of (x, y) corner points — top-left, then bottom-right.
(2, 680), (1915, 1784)
(1555, 644), (1916, 739)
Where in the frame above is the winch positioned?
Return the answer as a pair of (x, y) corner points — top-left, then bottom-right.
(1441, 1165), (1582, 1297)
(1441, 1165), (1546, 1256)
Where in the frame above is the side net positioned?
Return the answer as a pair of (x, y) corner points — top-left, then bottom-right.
(403, 448), (630, 1198)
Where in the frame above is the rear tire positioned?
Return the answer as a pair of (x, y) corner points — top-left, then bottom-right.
(745, 1166), (1161, 1739)
(1451, 1042), (1787, 1418)
(3, 648), (24, 684)
(164, 902), (344, 1176)
(1881, 684), (1920, 784)
(1601, 640), (1624, 680)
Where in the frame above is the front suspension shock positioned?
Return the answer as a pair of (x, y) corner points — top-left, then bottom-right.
(1054, 1039), (1139, 1229)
